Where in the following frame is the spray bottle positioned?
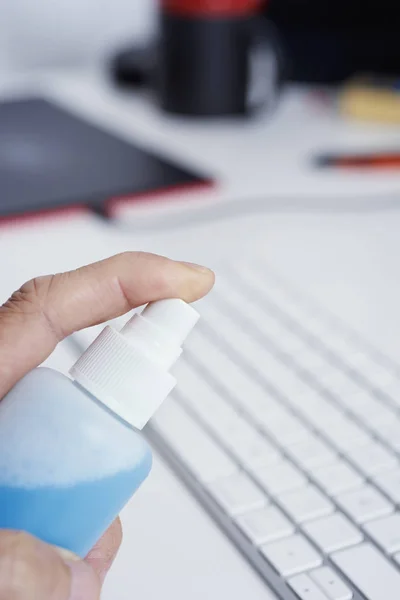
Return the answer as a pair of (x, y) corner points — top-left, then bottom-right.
(0, 298), (198, 557)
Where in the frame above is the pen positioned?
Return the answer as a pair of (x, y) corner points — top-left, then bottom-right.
(316, 152), (400, 170)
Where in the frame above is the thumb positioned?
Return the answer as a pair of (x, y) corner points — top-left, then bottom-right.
(0, 531), (100, 600)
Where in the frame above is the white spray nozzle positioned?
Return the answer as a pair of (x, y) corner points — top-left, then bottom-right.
(120, 299), (199, 370)
(140, 299), (200, 346)
(70, 299), (199, 430)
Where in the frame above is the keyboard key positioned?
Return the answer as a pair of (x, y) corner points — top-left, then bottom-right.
(218, 417), (261, 450)
(229, 264), (287, 305)
(261, 534), (322, 576)
(374, 469), (400, 503)
(286, 436), (337, 471)
(320, 334), (358, 359)
(258, 411), (310, 446)
(324, 421), (370, 452)
(293, 390), (330, 415)
(303, 513), (363, 553)
(254, 405), (295, 427)
(294, 349), (330, 372)
(257, 313), (287, 342)
(232, 434), (282, 470)
(347, 442), (397, 476)
(345, 351), (371, 370)
(244, 393), (286, 423)
(382, 381), (400, 408)
(358, 403), (397, 428)
(152, 400), (237, 482)
(216, 278), (286, 342)
(300, 315), (329, 337)
(263, 364), (312, 400)
(190, 402), (264, 451)
(270, 330), (305, 355)
(332, 543), (400, 600)
(363, 364), (396, 388)
(337, 485), (393, 524)
(364, 514), (400, 554)
(173, 363), (246, 435)
(312, 462), (364, 496)
(373, 421), (400, 452)
(346, 395), (385, 419)
(317, 371), (362, 398)
(197, 300), (287, 387)
(310, 567), (353, 600)
(339, 390), (374, 409)
(289, 574), (330, 600)
(208, 473), (266, 516)
(254, 460), (307, 496)
(278, 485), (334, 523)
(299, 402), (345, 430)
(341, 388), (381, 415)
(185, 330), (282, 417)
(236, 506), (294, 545)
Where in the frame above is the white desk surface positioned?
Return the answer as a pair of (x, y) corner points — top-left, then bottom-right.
(1, 68), (400, 600)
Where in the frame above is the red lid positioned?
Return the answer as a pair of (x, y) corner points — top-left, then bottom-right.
(163, 0), (264, 17)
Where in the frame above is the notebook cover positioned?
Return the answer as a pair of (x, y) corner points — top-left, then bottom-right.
(0, 98), (212, 221)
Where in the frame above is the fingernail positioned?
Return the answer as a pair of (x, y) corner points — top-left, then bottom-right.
(181, 261), (213, 275)
(66, 560), (100, 600)
(84, 548), (111, 584)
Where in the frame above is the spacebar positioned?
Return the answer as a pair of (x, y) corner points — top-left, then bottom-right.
(332, 543), (400, 600)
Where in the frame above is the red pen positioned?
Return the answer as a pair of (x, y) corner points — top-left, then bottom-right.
(316, 152), (400, 170)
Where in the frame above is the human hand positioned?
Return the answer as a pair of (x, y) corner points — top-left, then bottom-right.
(0, 252), (214, 599)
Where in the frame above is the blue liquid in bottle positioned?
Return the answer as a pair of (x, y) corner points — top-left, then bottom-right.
(0, 465), (151, 557)
(0, 299), (199, 556)
(0, 369), (153, 557)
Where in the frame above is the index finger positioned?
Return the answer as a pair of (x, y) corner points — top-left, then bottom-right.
(0, 252), (214, 397)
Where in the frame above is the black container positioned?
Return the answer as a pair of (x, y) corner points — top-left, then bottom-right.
(157, 12), (285, 117)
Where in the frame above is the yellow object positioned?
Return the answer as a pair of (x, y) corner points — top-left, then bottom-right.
(339, 80), (400, 124)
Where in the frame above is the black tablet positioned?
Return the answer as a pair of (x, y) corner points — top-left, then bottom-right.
(0, 98), (211, 219)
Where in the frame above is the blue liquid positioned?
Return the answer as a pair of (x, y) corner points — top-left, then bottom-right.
(0, 454), (152, 557)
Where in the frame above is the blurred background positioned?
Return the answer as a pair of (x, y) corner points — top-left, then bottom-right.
(1, 0), (400, 224)
(1, 0), (400, 79)
(2, 0), (400, 126)
(268, 0), (400, 83)
(1, 0), (399, 79)
(0, 0), (156, 70)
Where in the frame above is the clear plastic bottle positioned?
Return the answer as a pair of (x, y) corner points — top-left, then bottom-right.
(0, 299), (199, 557)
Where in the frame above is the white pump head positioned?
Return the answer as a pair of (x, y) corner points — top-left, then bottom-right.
(70, 299), (199, 429)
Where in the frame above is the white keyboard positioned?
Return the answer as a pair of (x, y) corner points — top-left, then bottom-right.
(70, 258), (400, 600)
